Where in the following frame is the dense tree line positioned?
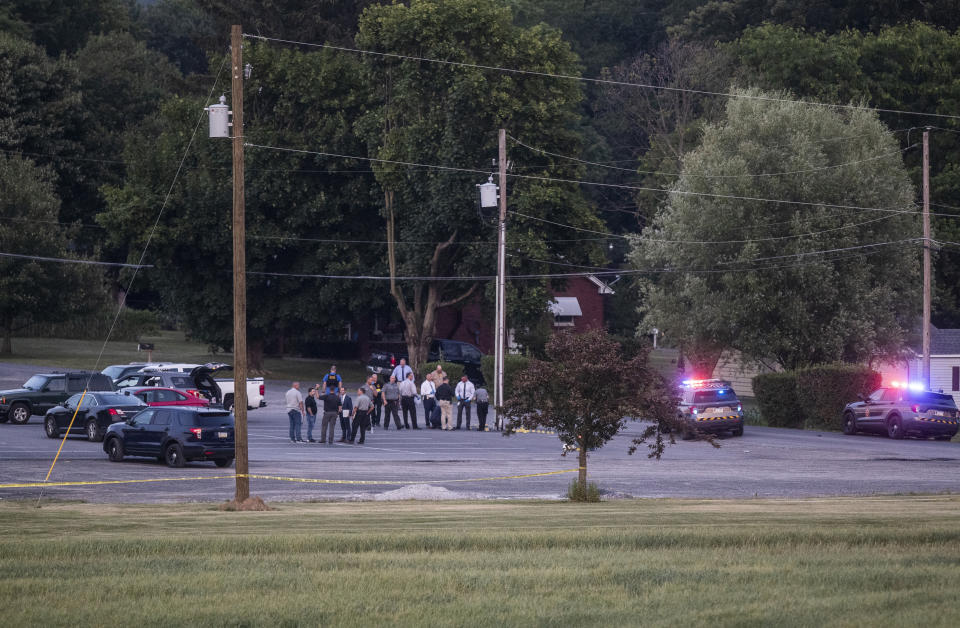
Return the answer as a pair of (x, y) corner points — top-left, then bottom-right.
(1, 0), (957, 370)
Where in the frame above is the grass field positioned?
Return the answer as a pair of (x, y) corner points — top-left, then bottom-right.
(1, 497), (959, 626)
(3, 331), (368, 383)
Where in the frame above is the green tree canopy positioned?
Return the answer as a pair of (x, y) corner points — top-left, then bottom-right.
(356, 0), (605, 368)
(633, 89), (919, 371)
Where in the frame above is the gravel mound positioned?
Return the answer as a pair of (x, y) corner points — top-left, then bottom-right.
(372, 484), (482, 501)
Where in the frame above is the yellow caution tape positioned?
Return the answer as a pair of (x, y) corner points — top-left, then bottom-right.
(0, 468), (577, 490)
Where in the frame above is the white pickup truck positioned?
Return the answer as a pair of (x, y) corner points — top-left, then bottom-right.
(144, 363), (265, 411)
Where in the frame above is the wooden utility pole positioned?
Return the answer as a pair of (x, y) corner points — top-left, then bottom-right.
(231, 24), (250, 502)
(494, 129), (507, 428)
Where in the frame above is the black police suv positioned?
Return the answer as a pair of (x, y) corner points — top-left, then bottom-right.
(103, 407), (235, 468)
(44, 392), (148, 442)
(676, 379), (745, 438)
(842, 383), (959, 440)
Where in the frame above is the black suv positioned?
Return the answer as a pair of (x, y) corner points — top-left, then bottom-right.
(103, 407), (235, 467)
(676, 379), (744, 438)
(367, 339), (485, 383)
(843, 383), (959, 440)
(0, 372), (115, 425)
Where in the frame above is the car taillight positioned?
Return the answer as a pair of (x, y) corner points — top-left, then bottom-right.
(259, 384), (264, 396)
(736, 404), (742, 412)
(189, 427), (202, 438)
(390, 356), (396, 367)
(108, 408), (120, 415)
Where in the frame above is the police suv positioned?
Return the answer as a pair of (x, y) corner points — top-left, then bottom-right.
(842, 381), (959, 440)
(677, 379), (744, 438)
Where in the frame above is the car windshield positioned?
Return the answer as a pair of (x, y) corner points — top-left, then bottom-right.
(101, 366), (127, 379)
(96, 393), (146, 406)
(693, 389), (738, 404)
(907, 391), (958, 407)
(22, 375), (47, 390)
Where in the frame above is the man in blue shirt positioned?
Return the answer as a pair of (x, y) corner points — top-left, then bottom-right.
(323, 365), (342, 394)
(391, 358), (413, 382)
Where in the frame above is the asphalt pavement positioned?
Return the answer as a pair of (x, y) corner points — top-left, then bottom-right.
(2, 362), (959, 503)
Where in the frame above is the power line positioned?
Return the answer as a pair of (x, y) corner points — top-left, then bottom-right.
(244, 34), (960, 122)
(0, 251), (152, 268)
(509, 134), (916, 179)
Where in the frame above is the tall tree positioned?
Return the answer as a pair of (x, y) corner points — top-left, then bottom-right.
(98, 44), (385, 370)
(0, 0), (135, 55)
(0, 155), (105, 354)
(633, 89), (919, 371)
(356, 0), (605, 371)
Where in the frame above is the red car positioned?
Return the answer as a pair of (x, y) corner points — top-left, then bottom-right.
(125, 387), (210, 408)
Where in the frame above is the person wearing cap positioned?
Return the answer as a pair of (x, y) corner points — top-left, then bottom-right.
(455, 375), (475, 430)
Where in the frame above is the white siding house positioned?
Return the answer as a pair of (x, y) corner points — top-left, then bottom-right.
(903, 326), (960, 406)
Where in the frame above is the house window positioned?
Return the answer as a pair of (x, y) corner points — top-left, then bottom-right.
(953, 366), (959, 392)
(553, 315), (575, 327)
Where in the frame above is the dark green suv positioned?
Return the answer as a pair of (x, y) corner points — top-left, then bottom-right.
(0, 372), (115, 425)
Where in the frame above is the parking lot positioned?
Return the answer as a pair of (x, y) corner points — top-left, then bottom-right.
(1, 363), (959, 503)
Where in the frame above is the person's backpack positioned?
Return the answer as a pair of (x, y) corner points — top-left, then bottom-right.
(430, 404), (442, 427)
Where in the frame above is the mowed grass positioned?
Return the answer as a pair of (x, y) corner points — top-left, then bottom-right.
(1, 497), (959, 627)
(3, 331), (367, 383)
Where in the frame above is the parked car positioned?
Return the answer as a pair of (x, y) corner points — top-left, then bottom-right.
(103, 407), (235, 468)
(676, 379), (744, 438)
(43, 392), (148, 442)
(367, 339), (485, 383)
(842, 381), (959, 440)
(0, 371), (115, 425)
(124, 386), (210, 408)
(101, 363), (170, 384)
(123, 363), (265, 411)
(114, 370), (200, 395)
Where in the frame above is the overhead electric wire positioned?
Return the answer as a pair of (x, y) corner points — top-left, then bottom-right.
(509, 134), (916, 179)
(0, 251), (152, 268)
(244, 34), (960, 122)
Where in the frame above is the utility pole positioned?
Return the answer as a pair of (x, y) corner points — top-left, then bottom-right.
(231, 24), (250, 502)
(494, 129), (507, 428)
(922, 128), (931, 389)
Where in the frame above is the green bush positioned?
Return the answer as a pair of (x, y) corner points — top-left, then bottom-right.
(796, 364), (881, 430)
(481, 354), (530, 400)
(752, 372), (804, 428)
(419, 361), (464, 383)
(567, 479), (601, 502)
(20, 307), (159, 342)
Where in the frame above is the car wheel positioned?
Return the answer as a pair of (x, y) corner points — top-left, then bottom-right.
(681, 424), (696, 440)
(86, 419), (103, 442)
(223, 394), (234, 412)
(9, 402), (30, 425)
(842, 412), (857, 435)
(44, 416), (59, 439)
(887, 415), (904, 440)
(164, 443), (185, 468)
(106, 438), (125, 462)
(731, 424), (744, 437)
(935, 435), (953, 441)
(214, 457), (234, 468)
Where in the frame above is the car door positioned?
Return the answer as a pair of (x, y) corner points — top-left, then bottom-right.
(36, 376), (66, 414)
(120, 409), (154, 454)
(858, 388), (888, 432)
(143, 409), (175, 456)
(54, 393), (84, 431)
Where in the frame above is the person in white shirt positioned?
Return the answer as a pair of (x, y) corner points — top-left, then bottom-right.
(455, 375), (475, 430)
(420, 373), (437, 428)
(284, 382), (305, 443)
(391, 358), (413, 382)
(398, 372), (419, 429)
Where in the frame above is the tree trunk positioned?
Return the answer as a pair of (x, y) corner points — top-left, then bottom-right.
(247, 339), (265, 374)
(578, 441), (587, 487)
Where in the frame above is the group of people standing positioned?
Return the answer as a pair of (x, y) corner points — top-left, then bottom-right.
(283, 362), (492, 445)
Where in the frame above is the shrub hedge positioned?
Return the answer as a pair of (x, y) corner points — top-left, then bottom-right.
(481, 354), (530, 401)
(753, 364), (881, 431)
(752, 372), (805, 428)
(419, 361), (465, 383)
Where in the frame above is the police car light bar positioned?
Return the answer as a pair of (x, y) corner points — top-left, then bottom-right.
(890, 380), (924, 391)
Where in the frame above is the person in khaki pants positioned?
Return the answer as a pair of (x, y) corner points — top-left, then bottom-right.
(435, 376), (455, 430)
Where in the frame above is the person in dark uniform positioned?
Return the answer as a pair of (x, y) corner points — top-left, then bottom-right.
(323, 365), (342, 394)
(338, 387), (353, 442)
(351, 387), (372, 444)
(304, 386), (318, 442)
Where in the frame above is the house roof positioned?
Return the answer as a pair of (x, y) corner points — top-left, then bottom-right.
(930, 326), (960, 355)
(586, 275), (615, 295)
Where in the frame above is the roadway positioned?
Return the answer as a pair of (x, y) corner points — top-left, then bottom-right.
(1, 364), (959, 503)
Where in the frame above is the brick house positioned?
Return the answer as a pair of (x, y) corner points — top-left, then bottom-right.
(434, 275), (615, 353)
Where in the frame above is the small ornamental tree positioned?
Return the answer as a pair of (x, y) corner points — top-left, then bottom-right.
(502, 329), (689, 491)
